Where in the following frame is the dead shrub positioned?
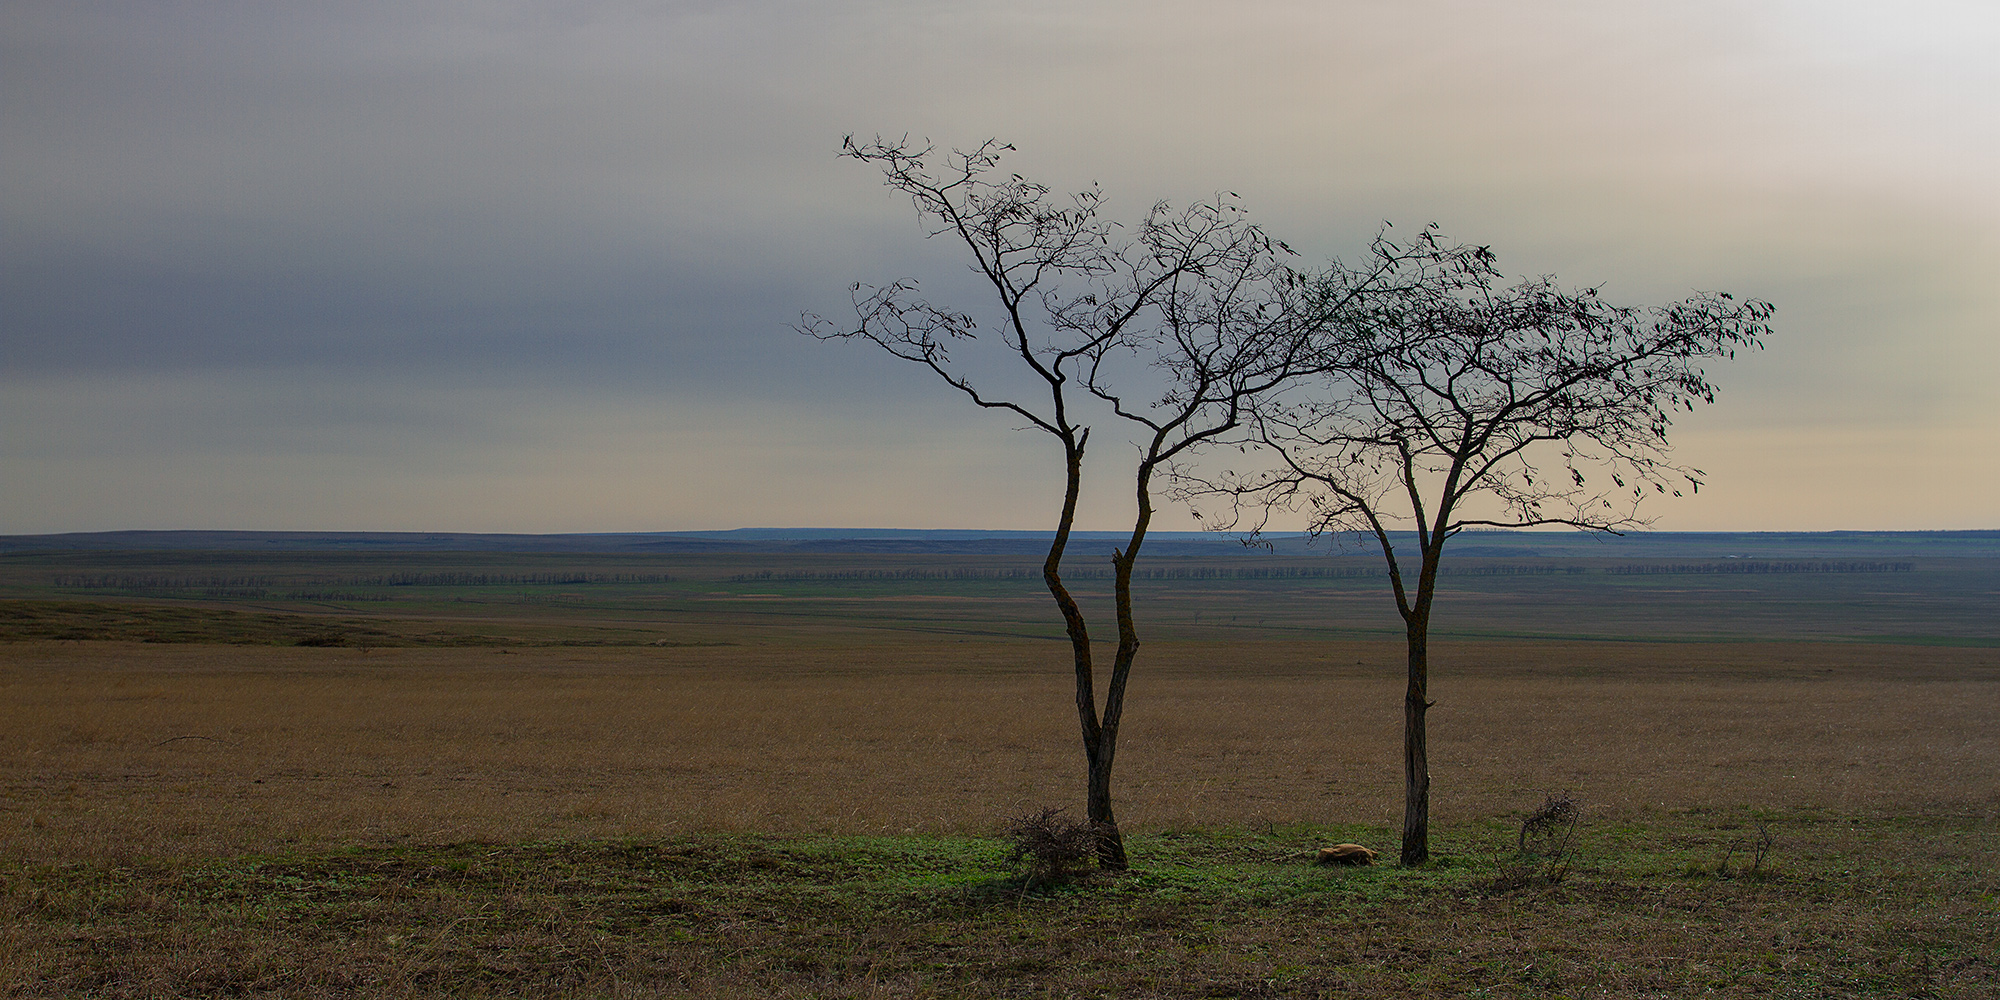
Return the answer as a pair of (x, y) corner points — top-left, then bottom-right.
(1518, 791), (1579, 857)
(1487, 791), (1583, 891)
(1004, 807), (1099, 886)
(1718, 820), (1776, 877)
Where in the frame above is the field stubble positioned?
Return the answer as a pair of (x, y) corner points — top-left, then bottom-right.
(3, 636), (1993, 864)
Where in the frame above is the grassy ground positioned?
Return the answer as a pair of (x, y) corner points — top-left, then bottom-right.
(7, 815), (1995, 998)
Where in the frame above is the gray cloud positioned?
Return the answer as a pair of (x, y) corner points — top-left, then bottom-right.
(4, 0), (1996, 531)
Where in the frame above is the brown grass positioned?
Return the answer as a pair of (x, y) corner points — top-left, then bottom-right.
(5, 636), (1994, 865)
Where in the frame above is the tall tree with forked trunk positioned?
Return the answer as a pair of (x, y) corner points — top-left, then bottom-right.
(1188, 227), (1774, 865)
(804, 137), (1320, 868)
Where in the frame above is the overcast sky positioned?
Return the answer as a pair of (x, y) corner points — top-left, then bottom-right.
(4, 0), (1995, 534)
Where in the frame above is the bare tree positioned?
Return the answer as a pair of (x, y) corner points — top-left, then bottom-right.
(1081, 219), (1487, 839)
(1193, 228), (1774, 865)
(1071, 198), (1335, 866)
(803, 137), (1308, 868)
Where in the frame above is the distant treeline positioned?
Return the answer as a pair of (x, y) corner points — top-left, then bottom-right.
(281, 591), (395, 602)
(1605, 561), (1915, 575)
(50, 575), (281, 589)
(49, 572), (676, 590)
(731, 568), (1047, 582)
(353, 572), (677, 586)
(45, 562), (1918, 593)
(726, 561), (1922, 583)
(1127, 564), (1585, 579)
(728, 563), (1598, 583)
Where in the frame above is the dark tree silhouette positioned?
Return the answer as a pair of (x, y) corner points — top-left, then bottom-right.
(803, 137), (1311, 868)
(1191, 227), (1774, 865)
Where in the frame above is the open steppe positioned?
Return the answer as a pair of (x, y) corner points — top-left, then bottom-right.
(4, 637), (1996, 863)
(2, 546), (1996, 997)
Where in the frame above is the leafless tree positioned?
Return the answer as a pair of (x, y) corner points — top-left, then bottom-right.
(1079, 217), (1484, 847)
(1070, 198), (1324, 867)
(803, 137), (1312, 868)
(1190, 228), (1774, 865)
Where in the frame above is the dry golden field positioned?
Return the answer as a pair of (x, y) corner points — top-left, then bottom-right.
(5, 634), (1993, 865)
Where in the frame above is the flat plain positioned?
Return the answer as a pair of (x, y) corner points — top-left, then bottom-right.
(2, 546), (1996, 997)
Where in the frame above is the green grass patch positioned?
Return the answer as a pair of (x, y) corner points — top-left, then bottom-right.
(7, 813), (1995, 998)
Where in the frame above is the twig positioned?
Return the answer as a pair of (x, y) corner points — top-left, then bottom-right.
(152, 735), (241, 749)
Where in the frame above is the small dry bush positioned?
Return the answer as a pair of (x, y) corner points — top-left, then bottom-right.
(1005, 806), (1098, 886)
(1491, 791), (1582, 890)
(1716, 819), (1777, 877)
(1519, 790), (1580, 856)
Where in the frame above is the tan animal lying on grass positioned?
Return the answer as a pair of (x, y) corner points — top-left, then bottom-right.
(1316, 844), (1378, 865)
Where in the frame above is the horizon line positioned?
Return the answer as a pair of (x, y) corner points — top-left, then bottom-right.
(6, 527), (1998, 539)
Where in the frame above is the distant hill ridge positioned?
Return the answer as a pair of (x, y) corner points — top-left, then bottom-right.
(2, 529), (1996, 559)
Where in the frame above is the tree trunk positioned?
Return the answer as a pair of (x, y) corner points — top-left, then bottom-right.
(1041, 434), (1126, 869)
(1089, 458), (1159, 871)
(1400, 613), (1430, 866)
(1400, 548), (1439, 867)
(1086, 749), (1126, 868)
(1089, 551), (1137, 871)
